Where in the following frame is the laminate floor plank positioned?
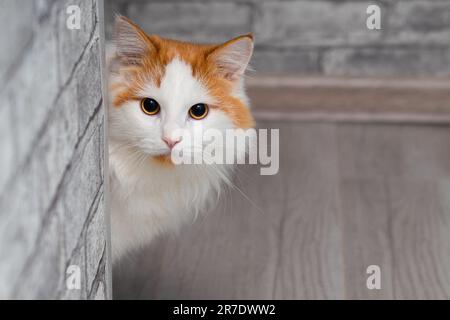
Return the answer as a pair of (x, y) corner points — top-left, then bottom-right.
(113, 121), (450, 300)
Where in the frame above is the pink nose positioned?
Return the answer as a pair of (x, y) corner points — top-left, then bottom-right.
(163, 137), (181, 149)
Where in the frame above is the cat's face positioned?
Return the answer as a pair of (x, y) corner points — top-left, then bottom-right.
(109, 16), (254, 165)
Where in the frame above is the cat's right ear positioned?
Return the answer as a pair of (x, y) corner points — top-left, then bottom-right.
(114, 15), (156, 65)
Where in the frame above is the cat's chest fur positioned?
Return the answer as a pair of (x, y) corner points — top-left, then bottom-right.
(109, 142), (231, 261)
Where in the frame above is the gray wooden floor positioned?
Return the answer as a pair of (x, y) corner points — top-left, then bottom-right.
(113, 121), (450, 299)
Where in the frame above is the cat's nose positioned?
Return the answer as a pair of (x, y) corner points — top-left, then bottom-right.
(163, 137), (181, 149)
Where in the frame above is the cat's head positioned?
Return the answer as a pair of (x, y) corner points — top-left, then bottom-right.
(109, 15), (255, 166)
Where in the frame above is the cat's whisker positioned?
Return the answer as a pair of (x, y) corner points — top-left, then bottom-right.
(191, 149), (264, 216)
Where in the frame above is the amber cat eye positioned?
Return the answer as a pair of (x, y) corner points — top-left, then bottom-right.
(189, 103), (209, 120)
(141, 98), (160, 115)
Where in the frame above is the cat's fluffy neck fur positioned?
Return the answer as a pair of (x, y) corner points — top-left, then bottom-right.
(109, 138), (232, 261)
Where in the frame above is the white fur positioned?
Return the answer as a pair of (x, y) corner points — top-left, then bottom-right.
(109, 58), (248, 262)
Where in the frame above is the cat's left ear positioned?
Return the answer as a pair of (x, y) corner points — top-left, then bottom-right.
(209, 34), (254, 81)
(114, 15), (157, 65)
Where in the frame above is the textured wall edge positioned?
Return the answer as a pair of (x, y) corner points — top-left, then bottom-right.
(97, 0), (113, 300)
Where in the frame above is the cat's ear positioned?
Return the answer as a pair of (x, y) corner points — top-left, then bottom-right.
(209, 34), (254, 81)
(114, 15), (157, 65)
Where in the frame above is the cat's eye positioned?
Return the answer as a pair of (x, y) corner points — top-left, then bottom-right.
(140, 98), (160, 115)
(189, 103), (209, 120)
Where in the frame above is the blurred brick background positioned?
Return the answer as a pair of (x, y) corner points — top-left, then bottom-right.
(0, 0), (110, 299)
(105, 0), (450, 77)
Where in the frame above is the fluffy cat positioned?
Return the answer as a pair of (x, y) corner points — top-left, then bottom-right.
(108, 16), (255, 262)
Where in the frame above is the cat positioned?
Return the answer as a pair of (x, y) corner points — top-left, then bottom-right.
(108, 15), (255, 262)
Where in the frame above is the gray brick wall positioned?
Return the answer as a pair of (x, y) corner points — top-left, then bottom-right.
(0, 0), (111, 299)
(105, 0), (450, 77)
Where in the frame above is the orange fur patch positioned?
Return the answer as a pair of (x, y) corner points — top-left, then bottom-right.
(152, 154), (174, 167)
(112, 29), (254, 129)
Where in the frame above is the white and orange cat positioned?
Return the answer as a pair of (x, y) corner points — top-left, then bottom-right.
(108, 16), (255, 262)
